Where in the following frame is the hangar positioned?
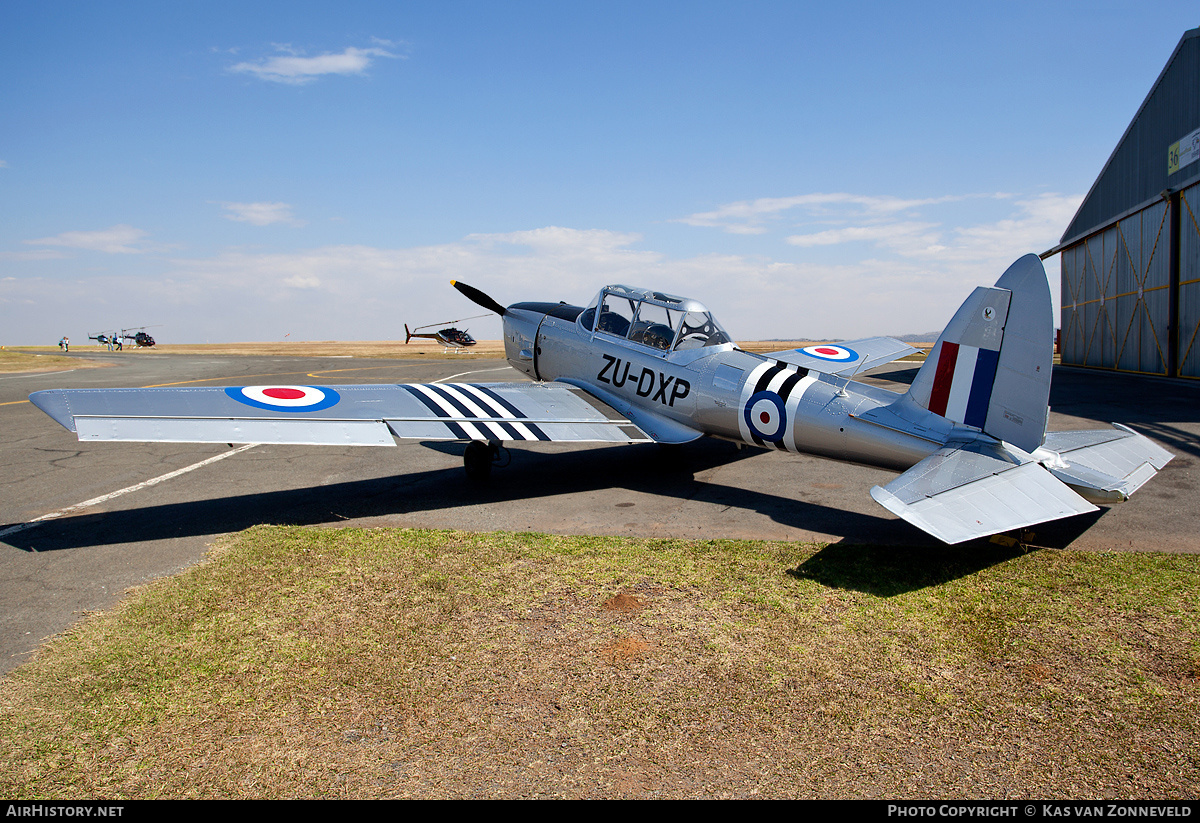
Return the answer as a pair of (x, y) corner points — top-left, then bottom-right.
(1046, 27), (1200, 378)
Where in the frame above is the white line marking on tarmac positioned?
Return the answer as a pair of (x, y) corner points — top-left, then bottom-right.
(0, 369), (77, 380)
(433, 366), (516, 384)
(0, 444), (258, 544)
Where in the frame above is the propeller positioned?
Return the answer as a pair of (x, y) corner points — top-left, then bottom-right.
(451, 280), (507, 316)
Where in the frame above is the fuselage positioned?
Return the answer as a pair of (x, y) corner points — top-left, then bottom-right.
(499, 291), (945, 474)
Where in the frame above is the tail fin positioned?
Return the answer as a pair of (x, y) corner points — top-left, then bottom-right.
(908, 254), (1053, 453)
(404, 324), (412, 344)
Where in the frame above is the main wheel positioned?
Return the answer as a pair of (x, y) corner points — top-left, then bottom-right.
(464, 440), (496, 482)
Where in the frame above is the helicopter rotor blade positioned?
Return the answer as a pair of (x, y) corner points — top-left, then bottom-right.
(411, 313), (491, 334)
(451, 281), (507, 317)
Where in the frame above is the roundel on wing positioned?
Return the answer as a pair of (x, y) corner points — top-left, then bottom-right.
(225, 385), (341, 412)
(744, 390), (787, 442)
(799, 344), (859, 362)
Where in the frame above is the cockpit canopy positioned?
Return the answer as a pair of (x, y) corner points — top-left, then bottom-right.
(578, 285), (732, 353)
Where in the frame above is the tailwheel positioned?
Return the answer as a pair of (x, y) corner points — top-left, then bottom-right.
(464, 440), (501, 482)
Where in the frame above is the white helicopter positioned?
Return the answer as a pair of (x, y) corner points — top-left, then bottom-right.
(29, 255), (1171, 544)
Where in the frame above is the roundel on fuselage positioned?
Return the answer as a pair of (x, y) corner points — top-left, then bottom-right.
(744, 390), (787, 442)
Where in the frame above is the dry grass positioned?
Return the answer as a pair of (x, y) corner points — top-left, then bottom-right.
(1, 527), (1197, 799)
(0, 349), (105, 374)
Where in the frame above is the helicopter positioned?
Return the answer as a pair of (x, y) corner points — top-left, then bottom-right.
(88, 331), (121, 350)
(121, 327), (158, 348)
(403, 314), (489, 351)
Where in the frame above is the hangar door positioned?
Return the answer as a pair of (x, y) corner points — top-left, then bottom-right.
(1060, 198), (1172, 376)
(1180, 182), (1200, 378)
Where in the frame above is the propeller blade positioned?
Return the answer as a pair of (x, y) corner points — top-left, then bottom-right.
(451, 280), (507, 316)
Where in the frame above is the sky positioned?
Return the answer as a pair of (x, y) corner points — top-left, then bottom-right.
(2, 1), (1197, 345)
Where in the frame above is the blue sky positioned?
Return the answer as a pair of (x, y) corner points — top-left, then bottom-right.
(2, 2), (1196, 345)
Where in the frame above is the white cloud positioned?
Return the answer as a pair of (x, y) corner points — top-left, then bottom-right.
(1, 193), (1086, 345)
(674, 193), (972, 234)
(218, 201), (305, 226)
(162, 228), (662, 304)
(786, 221), (945, 254)
(24, 224), (150, 254)
(230, 44), (400, 85)
(669, 191), (1083, 337)
(682, 189), (1078, 272)
(941, 193), (1081, 260)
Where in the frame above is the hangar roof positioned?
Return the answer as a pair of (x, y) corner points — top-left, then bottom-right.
(1056, 27), (1200, 250)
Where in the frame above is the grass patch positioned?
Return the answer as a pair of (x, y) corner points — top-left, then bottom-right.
(2, 527), (1197, 799)
(0, 349), (89, 374)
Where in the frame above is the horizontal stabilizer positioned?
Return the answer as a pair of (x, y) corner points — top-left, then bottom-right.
(870, 439), (1096, 544)
(1038, 425), (1173, 504)
(762, 337), (918, 376)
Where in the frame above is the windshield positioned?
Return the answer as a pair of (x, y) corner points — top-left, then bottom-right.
(597, 294), (636, 337)
(629, 302), (681, 350)
(582, 286), (732, 352)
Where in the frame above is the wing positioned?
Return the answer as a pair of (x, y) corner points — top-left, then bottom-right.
(29, 382), (652, 446)
(870, 439), (1097, 544)
(761, 336), (919, 376)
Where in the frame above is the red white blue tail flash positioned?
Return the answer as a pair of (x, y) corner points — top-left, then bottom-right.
(926, 342), (1001, 429)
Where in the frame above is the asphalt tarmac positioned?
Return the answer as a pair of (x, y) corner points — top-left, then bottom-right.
(2, 349), (1198, 674)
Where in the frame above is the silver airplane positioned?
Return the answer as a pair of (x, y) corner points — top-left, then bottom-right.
(29, 254), (1172, 545)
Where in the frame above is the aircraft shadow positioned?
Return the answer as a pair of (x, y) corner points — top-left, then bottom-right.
(1, 437), (1114, 592)
(0, 439), (829, 552)
(1048, 367), (1200, 459)
(0, 439), (749, 554)
(789, 508), (1110, 595)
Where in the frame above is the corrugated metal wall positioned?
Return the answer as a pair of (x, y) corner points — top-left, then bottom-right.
(1061, 181), (1200, 378)
(1180, 183), (1200, 377)
(1060, 198), (1172, 375)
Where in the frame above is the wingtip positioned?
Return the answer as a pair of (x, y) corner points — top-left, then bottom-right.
(28, 389), (77, 433)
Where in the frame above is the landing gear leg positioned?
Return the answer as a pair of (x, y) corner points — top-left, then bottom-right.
(464, 440), (500, 482)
